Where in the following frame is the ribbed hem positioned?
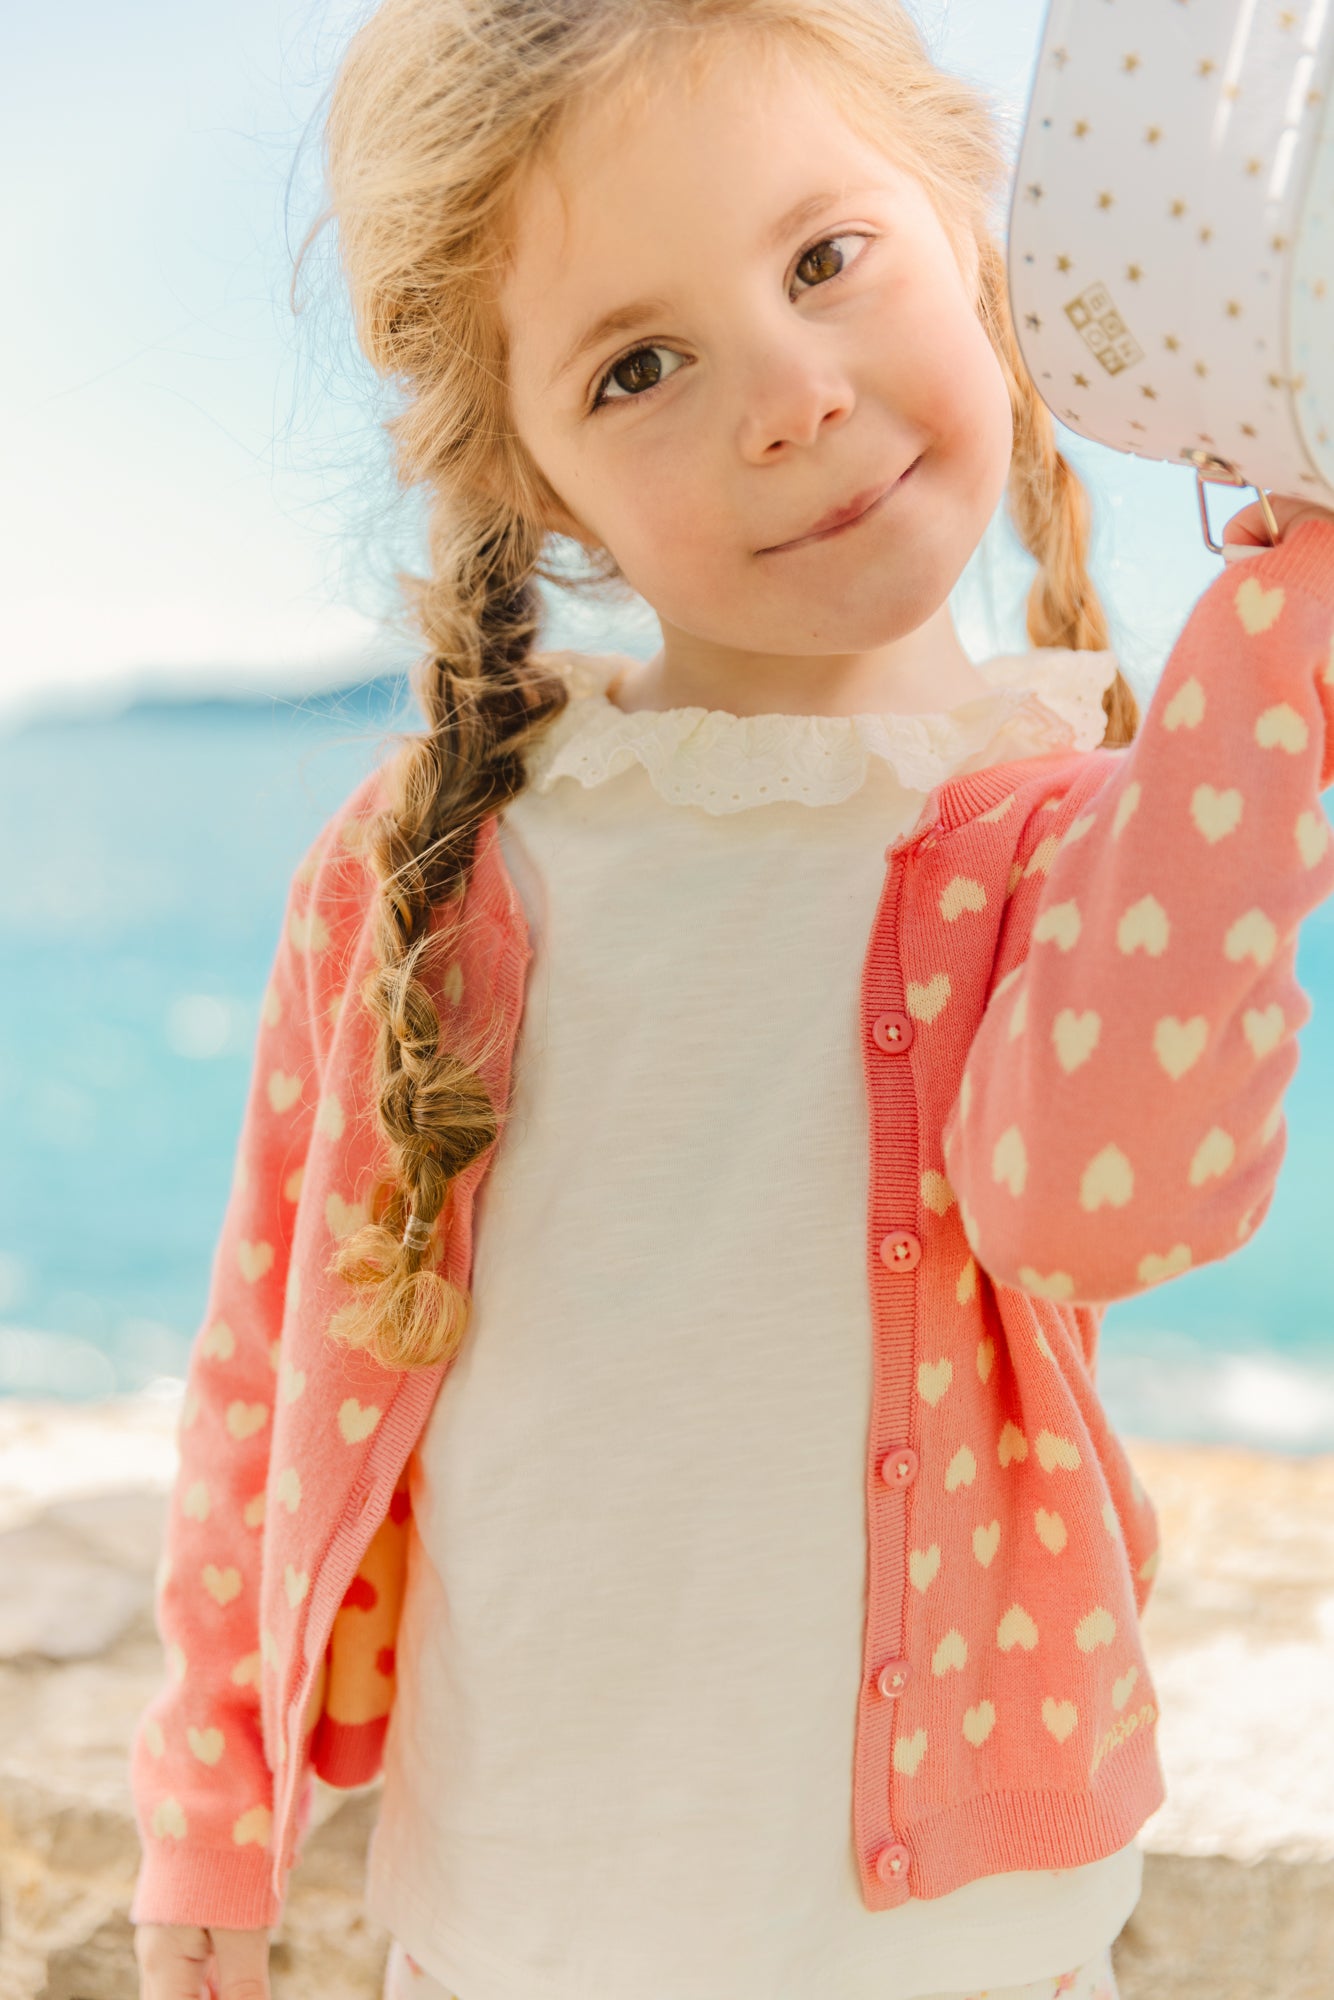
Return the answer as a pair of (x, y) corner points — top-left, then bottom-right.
(310, 1710), (388, 1787)
(1237, 514), (1334, 607)
(128, 1841), (282, 1930)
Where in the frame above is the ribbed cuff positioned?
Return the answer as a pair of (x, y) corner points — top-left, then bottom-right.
(1236, 514), (1334, 608)
(128, 1841), (283, 1931)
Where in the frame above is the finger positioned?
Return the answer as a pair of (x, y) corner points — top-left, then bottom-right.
(133, 1925), (214, 2000)
(209, 1926), (273, 2000)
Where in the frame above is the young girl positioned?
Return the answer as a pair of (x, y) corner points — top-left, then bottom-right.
(128, 3), (1334, 1999)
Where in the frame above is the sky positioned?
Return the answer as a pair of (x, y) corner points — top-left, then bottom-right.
(1, 0), (1235, 725)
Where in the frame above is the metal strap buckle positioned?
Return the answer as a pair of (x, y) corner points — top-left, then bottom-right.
(1182, 449), (1281, 554)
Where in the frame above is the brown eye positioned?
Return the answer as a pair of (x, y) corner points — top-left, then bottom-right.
(608, 349), (662, 396)
(794, 239), (846, 287)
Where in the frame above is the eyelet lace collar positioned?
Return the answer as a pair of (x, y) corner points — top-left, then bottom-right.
(521, 647), (1120, 814)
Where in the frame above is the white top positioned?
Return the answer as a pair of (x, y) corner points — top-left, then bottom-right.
(364, 645), (1145, 2000)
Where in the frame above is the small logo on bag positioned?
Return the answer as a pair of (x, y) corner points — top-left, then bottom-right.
(1066, 281), (1144, 375)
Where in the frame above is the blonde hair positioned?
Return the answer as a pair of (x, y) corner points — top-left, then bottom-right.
(295, 0), (1140, 1373)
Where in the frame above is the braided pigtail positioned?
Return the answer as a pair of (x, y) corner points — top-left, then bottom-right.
(325, 509), (569, 1371)
(975, 235), (1141, 749)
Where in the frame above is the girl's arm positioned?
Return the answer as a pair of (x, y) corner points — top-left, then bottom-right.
(942, 514), (1334, 1306)
(127, 801), (351, 1931)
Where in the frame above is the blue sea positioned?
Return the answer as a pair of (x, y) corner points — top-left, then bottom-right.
(3, 670), (1333, 1454)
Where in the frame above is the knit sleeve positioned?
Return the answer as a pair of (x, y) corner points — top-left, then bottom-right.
(126, 779), (376, 1931)
(942, 517), (1334, 1306)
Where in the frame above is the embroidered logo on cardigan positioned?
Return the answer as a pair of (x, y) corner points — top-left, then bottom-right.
(1089, 1699), (1158, 1781)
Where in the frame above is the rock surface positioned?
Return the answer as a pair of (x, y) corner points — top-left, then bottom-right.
(0, 1390), (1331, 2000)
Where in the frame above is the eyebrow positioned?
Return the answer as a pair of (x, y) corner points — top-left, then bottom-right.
(546, 184), (884, 391)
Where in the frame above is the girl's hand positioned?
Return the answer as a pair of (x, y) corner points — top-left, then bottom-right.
(134, 1922), (271, 2000)
(1222, 490), (1334, 559)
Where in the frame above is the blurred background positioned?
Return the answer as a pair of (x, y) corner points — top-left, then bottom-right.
(3, 0), (1333, 1449)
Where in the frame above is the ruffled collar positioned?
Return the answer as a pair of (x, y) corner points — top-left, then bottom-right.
(521, 646), (1120, 814)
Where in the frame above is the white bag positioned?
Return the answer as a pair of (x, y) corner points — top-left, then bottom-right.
(1007, 0), (1334, 551)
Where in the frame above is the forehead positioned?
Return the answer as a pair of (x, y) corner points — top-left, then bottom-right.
(497, 37), (914, 377)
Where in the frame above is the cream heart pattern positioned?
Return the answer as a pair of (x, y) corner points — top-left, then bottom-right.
(187, 1726), (224, 1766)
(1102, 1499), (1120, 1538)
(956, 1256), (978, 1306)
(338, 1398), (382, 1444)
(921, 1169), (956, 1216)
(1243, 1004), (1286, 1058)
(940, 876), (987, 922)
(917, 1358), (953, 1407)
(958, 1070), (973, 1122)
(1023, 833), (1061, 881)
(1256, 702), (1308, 754)
(326, 1191), (367, 1241)
(1036, 1430), (1082, 1473)
(231, 1651), (262, 1688)
(1111, 1666), (1139, 1713)
(1234, 575), (1286, 635)
(226, 1401), (270, 1442)
(973, 1519), (1001, 1567)
(143, 1718), (165, 1757)
(1079, 1143), (1133, 1212)
(907, 973), (951, 1024)
(932, 1629), (968, 1675)
(267, 1070), (302, 1115)
(1137, 1244), (1193, 1285)
(202, 1565), (242, 1606)
(893, 1728), (928, 1777)
(183, 1480), (211, 1522)
(1076, 1606), (1118, 1653)
(316, 1094), (345, 1144)
(1190, 784), (1244, 843)
(980, 791), (1019, 824)
(261, 983), (282, 1028)
(151, 1797), (187, 1839)
(201, 1320), (235, 1361)
(1033, 900), (1082, 951)
(976, 1336), (995, 1383)
(279, 1359), (306, 1404)
(1034, 1326), (1056, 1363)
(997, 1604), (1039, 1652)
(1034, 1508), (1067, 1554)
(1112, 782), (1141, 838)
(1017, 1267), (1076, 1301)
(1117, 895), (1169, 958)
(288, 908), (330, 954)
(1261, 1099), (1284, 1146)
(1296, 809), (1331, 869)
(963, 1701), (996, 1748)
(1189, 1126), (1236, 1186)
(1224, 907), (1278, 968)
(1042, 1697), (1079, 1743)
(243, 1491), (266, 1529)
(1163, 676), (1206, 729)
(1007, 985), (1029, 1040)
(1062, 811), (1098, 850)
(285, 1264), (302, 1311)
(237, 1239), (274, 1283)
(260, 1626), (280, 1666)
(993, 964), (1025, 1001)
(168, 1643), (187, 1681)
(945, 1444), (977, 1490)
(1053, 1008), (1100, 1073)
(283, 1165), (305, 1203)
(909, 1545), (941, 1592)
(1139, 1546), (1161, 1584)
(998, 1422), (1028, 1468)
(1154, 1015), (1208, 1080)
(284, 1564), (310, 1608)
(233, 1805), (273, 1848)
(276, 1466), (302, 1513)
(993, 1125), (1028, 1197)
(442, 959), (465, 1008)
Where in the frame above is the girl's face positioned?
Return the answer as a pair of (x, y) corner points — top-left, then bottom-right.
(497, 34), (1016, 716)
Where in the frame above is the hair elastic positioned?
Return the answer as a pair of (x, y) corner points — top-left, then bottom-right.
(400, 1209), (433, 1250)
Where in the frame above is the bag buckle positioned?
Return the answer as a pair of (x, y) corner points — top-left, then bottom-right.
(1182, 448), (1280, 555)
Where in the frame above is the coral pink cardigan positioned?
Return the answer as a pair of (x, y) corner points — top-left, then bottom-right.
(128, 520), (1334, 1932)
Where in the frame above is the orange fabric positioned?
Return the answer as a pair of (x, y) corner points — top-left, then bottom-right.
(127, 520), (1334, 1930)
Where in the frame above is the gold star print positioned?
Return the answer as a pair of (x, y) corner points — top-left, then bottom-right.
(1126, 265), (1144, 283)
(1073, 374), (1090, 389)
(1073, 120), (1090, 138)
(1194, 361), (1209, 378)
(1169, 200), (1188, 218)
(1145, 127), (1163, 144)
(1197, 58), (1217, 78)
(1222, 81), (1241, 101)
(1225, 300), (1243, 317)
(1279, 10), (1298, 27)
(1026, 183), (1046, 203)
(1098, 191), (1116, 209)
(1240, 423), (1257, 438)
(1123, 53), (1142, 72)
(1056, 254), (1073, 273)
(1199, 225), (1214, 244)
(1314, 280), (1328, 301)
(1052, 46), (1069, 68)
(1026, 313), (1043, 332)
(1139, 384), (1159, 400)
(1272, 235), (1291, 254)
(1163, 334), (1181, 352)
(1245, 159), (1264, 177)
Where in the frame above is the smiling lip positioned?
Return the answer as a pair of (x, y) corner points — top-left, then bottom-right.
(761, 460), (919, 553)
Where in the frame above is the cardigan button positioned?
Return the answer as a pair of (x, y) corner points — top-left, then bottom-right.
(871, 1010), (914, 1055)
(879, 1229), (921, 1271)
(877, 1658), (911, 1699)
(874, 1841), (912, 1883)
(880, 1447), (919, 1488)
